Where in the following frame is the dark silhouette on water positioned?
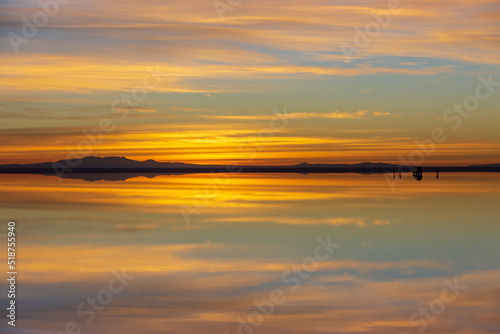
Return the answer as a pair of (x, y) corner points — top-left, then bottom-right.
(436, 168), (439, 179)
(0, 156), (499, 181)
(413, 167), (423, 181)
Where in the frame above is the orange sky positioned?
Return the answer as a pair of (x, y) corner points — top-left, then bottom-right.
(1, 0), (499, 165)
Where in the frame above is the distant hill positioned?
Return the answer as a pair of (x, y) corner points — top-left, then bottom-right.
(293, 162), (398, 169)
(0, 157), (403, 172)
(0, 156), (195, 170)
(0, 157), (499, 178)
(469, 163), (500, 168)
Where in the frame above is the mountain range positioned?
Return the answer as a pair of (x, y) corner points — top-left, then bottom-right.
(0, 156), (499, 180)
(0, 156), (408, 172)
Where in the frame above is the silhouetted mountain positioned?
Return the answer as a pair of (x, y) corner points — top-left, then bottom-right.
(293, 162), (397, 169)
(0, 157), (499, 180)
(0, 156), (194, 170)
(468, 163), (500, 168)
(0, 157), (405, 174)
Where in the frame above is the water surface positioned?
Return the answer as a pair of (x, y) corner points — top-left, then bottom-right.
(1, 172), (499, 334)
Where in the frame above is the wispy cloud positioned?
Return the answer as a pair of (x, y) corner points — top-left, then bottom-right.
(201, 110), (394, 120)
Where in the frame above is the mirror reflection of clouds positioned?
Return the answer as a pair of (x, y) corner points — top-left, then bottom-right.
(2, 172), (499, 333)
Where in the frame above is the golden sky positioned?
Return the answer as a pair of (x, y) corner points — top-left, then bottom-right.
(1, 0), (499, 165)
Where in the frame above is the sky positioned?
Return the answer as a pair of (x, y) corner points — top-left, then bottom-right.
(1, 0), (499, 165)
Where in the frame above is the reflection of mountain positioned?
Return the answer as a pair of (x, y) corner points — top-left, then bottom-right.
(0, 156), (500, 181)
(55, 172), (191, 182)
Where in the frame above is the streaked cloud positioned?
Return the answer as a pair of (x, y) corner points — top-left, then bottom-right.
(202, 110), (394, 120)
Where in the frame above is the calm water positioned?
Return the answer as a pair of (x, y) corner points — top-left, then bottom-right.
(1, 172), (499, 334)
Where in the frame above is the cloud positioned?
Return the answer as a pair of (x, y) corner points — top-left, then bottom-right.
(0, 55), (456, 94)
(398, 62), (428, 66)
(133, 107), (158, 113)
(170, 106), (212, 112)
(2, 0), (497, 95)
(0, 0), (498, 166)
(294, 110), (393, 119)
(201, 110), (394, 120)
(116, 224), (158, 232)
